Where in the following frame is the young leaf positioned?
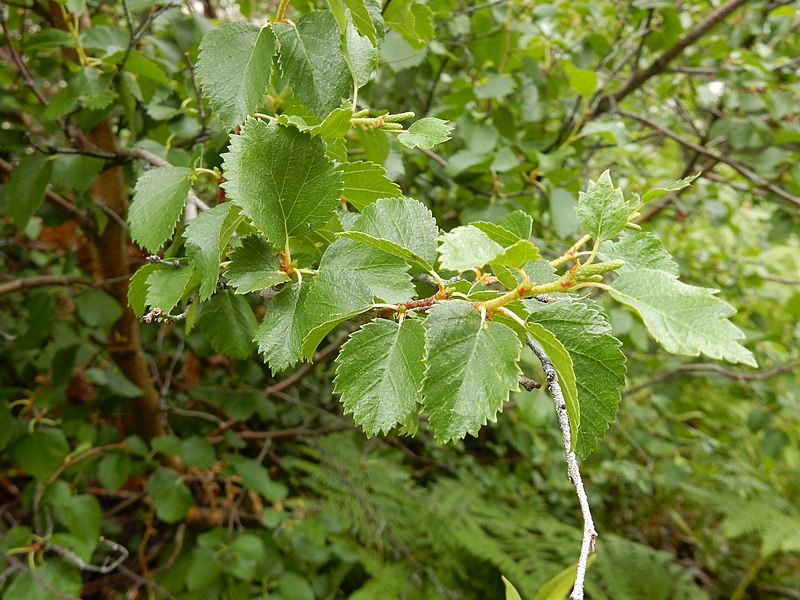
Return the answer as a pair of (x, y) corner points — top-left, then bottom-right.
(490, 239), (541, 269)
(129, 166), (192, 253)
(225, 235), (290, 294)
(145, 267), (196, 313)
(599, 231), (678, 274)
(341, 9), (379, 88)
(196, 23), (275, 129)
(526, 300), (627, 458)
(609, 269), (757, 367)
(128, 263), (163, 318)
(525, 320), (580, 446)
(200, 290), (257, 359)
(184, 203), (243, 300)
(273, 11), (353, 117)
(255, 282), (310, 373)
(327, 0), (378, 44)
(5, 154), (54, 229)
(222, 119), (343, 250)
(497, 210), (534, 240)
(384, 0), (434, 49)
(334, 319), (425, 435)
(575, 170), (629, 242)
(301, 268), (374, 359)
(421, 301), (522, 442)
(641, 173), (700, 204)
(340, 161), (402, 210)
(320, 238), (415, 303)
(438, 225), (503, 272)
(398, 117), (453, 149)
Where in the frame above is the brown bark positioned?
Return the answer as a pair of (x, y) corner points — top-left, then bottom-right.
(86, 120), (166, 442)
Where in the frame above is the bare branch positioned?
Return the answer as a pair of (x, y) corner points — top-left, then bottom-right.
(526, 334), (597, 600)
(618, 109), (800, 208)
(0, 274), (90, 296)
(592, 0), (749, 117)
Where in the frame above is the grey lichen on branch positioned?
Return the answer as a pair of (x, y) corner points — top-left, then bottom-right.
(526, 334), (598, 600)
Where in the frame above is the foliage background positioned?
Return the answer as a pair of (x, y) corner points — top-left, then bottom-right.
(1, 0), (799, 598)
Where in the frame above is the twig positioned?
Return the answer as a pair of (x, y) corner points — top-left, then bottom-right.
(760, 274), (800, 285)
(519, 375), (541, 391)
(618, 108), (800, 208)
(47, 442), (127, 486)
(1, 10), (50, 106)
(47, 536), (129, 574)
(526, 334), (596, 600)
(592, 0), (749, 117)
(0, 274), (90, 296)
(623, 359), (800, 396)
(0, 157), (88, 223)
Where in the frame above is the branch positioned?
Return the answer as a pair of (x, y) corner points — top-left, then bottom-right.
(624, 359), (800, 395)
(591, 0), (749, 116)
(1, 10), (50, 107)
(0, 157), (88, 223)
(526, 334), (596, 600)
(0, 274), (90, 296)
(618, 108), (800, 208)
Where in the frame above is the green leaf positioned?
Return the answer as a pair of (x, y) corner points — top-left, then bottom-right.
(97, 453), (130, 491)
(534, 558), (595, 600)
(273, 11), (353, 117)
(575, 170), (629, 242)
(320, 238), (414, 303)
(222, 119), (343, 250)
(182, 437), (216, 469)
(145, 266), (196, 313)
(200, 290), (257, 359)
(526, 300), (626, 458)
(224, 235), (290, 294)
(490, 239), (541, 269)
(421, 301), (522, 442)
(328, 0), (378, 44)
(196, 23), (275, 129)
(398, 117), (453, 149)
(471, 221), (523, 246)
(255, 282), (310, 373)
(438, 225), (503, 272)
(147, 468), (194, 523)
(641, 173), (700, 204)
(340, 9), (379, 88)
(5, 154), (54, 229)
(384, 0), (434, 49)
(301, 268), (374, 359)
(3, 560), (81, 599)
(129, 166), (192, 253)
(525, 320), (580, 446)
(351, 196), (438, 264)
(503, 576), (523, 600)
(235, 459), (288, 501)
(338, 231), (434, 272)
(129, 264), (163, 318)
(54, 494), (101, 560)
(497, 210), (534, 240)
(12, 428), (69, 479)
(599, 232), (678, 274)
(184, 203), (243, 300)
(334, 319), (425, 435)
(340, 161), (402, 210)
(74, 289), (122, 328)
(609, 269), (757, 367)
(564, 62), (598, 97)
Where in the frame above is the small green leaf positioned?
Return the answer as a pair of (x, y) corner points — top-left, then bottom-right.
(145, 267), (196, 314)
(471, 221), (523, 246)
(490, 239), (541, 269)
(234, 459), (288, 501)
(200, 290), (257, 359)
(564, 62), (598, 97)
(398, 117), (453, 149)
(273, 11), (353, 117)
(334, 319), (425, 435)
(129, 166), (192, 253)
(534, 558), (595, 600)
(255, 282), (310, 373)
(301, 269), (374, 359)
(181, 437), (216, 469)
(384, 0), (434, 49)
(503, 576), (523, 600)
(497, 210), (534, 240)
(422, 301), (522, 442)
(327, 0), (378, 44)
(222, 119), (343, 250)
(641, 173), (700, 204)
(147, 468), (194, 523)
(5, 154), (54, 229)
(340, 161), (402, 210)
(338, 231), (434, 272)
(609, 269), (757, 367)
(74, 289), (122, 328)
(438, 225), (503, 272)
(225, 235), (290, 294)
(12, 428), (69, 479)
(575, 170), (629, 242)
(129, 264), (163, 318)
(184, 203), (243, 300)
(196, 23), (275, 129)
